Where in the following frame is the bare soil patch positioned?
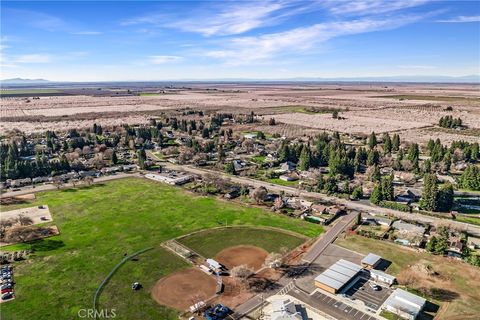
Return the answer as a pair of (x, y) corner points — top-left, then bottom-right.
(215, 245), (268, 271)
(151, 268), (217, 311)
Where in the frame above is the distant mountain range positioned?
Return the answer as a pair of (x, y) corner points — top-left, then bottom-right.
(2, 75), (479, 84)
(1, 78), (51, 84)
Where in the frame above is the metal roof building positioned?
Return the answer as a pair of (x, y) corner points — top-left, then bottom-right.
(382, 288), (426, 320)
(314, 259), (362, 294)
(370, 269), (396, 285)
(361, 253), (382, 269)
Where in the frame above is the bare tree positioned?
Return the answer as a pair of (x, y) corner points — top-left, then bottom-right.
(83, 176), (94, 185)
(17, 214), (33, 226)
(264, 252), (283, 269)
(0, 219), (16, 239)
(4, 226), (34, 243)
(52, 177), (64, 190)
(252, 186), (268, 204)
(230, 264), (254, 290)
(273, 196), (284, 211)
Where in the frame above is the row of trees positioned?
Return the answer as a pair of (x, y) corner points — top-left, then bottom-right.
(439, 115), (463, 128)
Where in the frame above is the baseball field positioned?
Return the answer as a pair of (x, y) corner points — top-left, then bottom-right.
(0, 177), (322, 320)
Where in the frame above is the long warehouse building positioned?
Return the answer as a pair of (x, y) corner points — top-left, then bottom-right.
(314, 259), (362, 294)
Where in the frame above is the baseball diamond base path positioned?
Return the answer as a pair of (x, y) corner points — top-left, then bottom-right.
(215, 245), (268, 271)
(151, 268), (217, 311)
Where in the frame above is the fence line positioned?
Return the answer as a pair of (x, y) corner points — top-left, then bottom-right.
(92, 247), (153, 317)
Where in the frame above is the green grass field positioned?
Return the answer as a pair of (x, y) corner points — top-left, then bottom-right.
(0, 89), (62, 95)
(1, 178), (322, 320)
(373, 95), (480, 102)
(178, 227), (307, 257)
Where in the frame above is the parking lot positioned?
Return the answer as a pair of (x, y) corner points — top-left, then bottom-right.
(290, 289), (379, 320)
(344, 276), (392, 311)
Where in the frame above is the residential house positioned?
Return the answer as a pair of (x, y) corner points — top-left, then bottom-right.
(269, 298), (302, 320)
(392, 220), (426, 246)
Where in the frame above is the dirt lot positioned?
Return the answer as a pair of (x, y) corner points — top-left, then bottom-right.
(215, 245), (268, 271)
(151, 267), (217, 311)
(0, 205), (52, 225)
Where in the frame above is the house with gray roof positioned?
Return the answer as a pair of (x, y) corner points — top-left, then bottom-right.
(382, 288), (426, 320)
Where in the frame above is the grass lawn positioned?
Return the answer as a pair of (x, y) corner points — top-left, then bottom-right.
(1, 178), (322, 320)
(177, 227), (307, 257)
(268, 178), (299, 187)
(138, 92), (163, 96)
(335, 235), (480, 318)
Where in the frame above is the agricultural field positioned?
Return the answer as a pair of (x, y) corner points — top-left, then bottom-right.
(0, 178), (322, 320)
(2, 83), (479, 144)
(335, 235), (480, 319)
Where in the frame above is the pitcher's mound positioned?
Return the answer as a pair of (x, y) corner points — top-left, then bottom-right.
(215, 245), (268, 271)
(151, 268), (216, 310)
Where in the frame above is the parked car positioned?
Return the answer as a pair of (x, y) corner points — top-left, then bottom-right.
(369, 283), (381, 291)
(1, 292), (14, 300)
(1, 288), (13, 294)
(0, 284), (13, 290)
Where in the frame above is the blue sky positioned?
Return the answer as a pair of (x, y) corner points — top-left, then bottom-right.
(1, 0), (479, 81)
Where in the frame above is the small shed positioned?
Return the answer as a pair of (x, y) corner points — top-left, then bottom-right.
(206, 259), (222, 271)
(361, 253), (382, 269)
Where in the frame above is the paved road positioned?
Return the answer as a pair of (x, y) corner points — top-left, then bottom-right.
(302, 212), (358, 264)
(0, 172), (140, 199)
(231, 213), (359, 318)
(153, 157), (480, 237)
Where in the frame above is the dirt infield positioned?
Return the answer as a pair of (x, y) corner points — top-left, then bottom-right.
(215, 245), (268, 271)
(151, 268), (217, 311)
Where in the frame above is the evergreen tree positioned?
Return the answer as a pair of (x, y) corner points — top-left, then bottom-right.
(471, 142), (479, 161)
(324, 176), (338, 195)
(137, 149), (147, 169)
(351, 186), (363, 200)
(371, 165), (381, 182)
(443, 151), (452, 171)
(112, 151), (118, 164)
(437, 183), (454, 212)
(426, 236), (437, 252)
(298, 145), (312, 171)
(367, 149), (380, 166)
(315, 173), (324, 192)
(423, 159), (432, 174)
(224, 161), (236, 175)
(381, 175), (394, 201)
(370, 185), (383, 204)
(217, 146), (226, 163)
(278, 143), (290, 163)
(392, 134), (400, 152)
(420, 174), (438, 211)
(383, 133), (392, 155)
(368, 132), (377, 149)
(460, 165), (480, 191)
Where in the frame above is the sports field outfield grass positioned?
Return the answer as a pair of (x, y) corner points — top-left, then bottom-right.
(178, 227), (306, 258)
(1, 178), (322, 320)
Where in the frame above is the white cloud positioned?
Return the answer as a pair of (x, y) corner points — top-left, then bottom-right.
(437, 15), (480, 23)
(14, 54), (52, 63)
(122, 1), (319, 36)
(397, 65), (437, 69)
(148, 55), (182, 64)
(71, 31), (103, 35)
(324, 0), (430, 16)
(206, 15), (424, 65)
